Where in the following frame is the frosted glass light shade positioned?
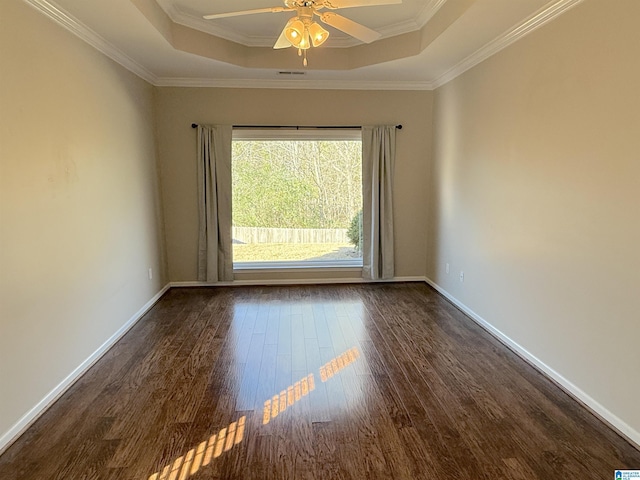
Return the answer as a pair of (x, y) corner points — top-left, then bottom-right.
(309, 22), (329, 47)
(285, 19), (305, 47)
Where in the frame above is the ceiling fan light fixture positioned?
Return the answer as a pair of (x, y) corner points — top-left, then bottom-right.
(285, 18), (306, 47)
(308, 22), (329, 47)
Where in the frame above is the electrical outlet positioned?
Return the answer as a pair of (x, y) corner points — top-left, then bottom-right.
(459, 271), (464, 283)
(148, 268), (153, 280)
(446, 263), (450, 274)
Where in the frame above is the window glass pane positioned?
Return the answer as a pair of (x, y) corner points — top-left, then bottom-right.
(232, 133), (362, 266)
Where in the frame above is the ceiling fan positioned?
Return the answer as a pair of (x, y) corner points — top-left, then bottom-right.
(203, 0), (403, 65)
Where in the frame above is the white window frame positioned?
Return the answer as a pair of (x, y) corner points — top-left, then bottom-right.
(232, 128), (363, 271)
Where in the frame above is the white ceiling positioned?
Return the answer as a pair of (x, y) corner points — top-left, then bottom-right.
(25, 0), (584, 89)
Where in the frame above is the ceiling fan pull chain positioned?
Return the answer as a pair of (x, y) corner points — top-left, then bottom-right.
(303, 49), (308, 66)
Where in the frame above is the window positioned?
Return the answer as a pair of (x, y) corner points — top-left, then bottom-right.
(231, 129), (363, 269)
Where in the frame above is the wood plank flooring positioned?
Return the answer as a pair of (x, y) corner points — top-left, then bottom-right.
(1, 283), (638, 479)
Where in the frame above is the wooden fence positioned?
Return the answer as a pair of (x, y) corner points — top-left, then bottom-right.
(233, 226), (349, 244)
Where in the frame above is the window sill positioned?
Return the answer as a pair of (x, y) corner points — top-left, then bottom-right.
(233, 260), (363, 273)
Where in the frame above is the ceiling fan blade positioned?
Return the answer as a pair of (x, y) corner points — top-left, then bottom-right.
(273, 25), (292, 49)
(321, 0), (402, 9)
(203, 7), (292, 20)
(320, 12), (381, 43)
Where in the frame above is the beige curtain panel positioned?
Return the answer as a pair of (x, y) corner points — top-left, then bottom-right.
(197, 125), (234, 283)
(362, 125), (396, 280)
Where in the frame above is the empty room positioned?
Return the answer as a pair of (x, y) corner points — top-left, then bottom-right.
(1, 0), (639, 478)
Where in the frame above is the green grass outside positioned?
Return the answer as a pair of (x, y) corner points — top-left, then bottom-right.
(233, 243), (361, 262)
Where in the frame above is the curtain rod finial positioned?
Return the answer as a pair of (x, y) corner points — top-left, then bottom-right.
(396, 125), (402, 130)
(192, 123), (198, 128)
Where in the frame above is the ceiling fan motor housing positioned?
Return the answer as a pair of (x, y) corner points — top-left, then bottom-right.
(286, 1), (320, 8)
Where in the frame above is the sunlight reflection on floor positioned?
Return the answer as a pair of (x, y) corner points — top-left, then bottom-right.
(147, 346), (360, 480)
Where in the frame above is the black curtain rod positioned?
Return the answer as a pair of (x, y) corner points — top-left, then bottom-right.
(191, 123), (402, 130)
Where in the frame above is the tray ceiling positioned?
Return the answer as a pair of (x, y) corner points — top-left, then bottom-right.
(23, 0), (583, 88)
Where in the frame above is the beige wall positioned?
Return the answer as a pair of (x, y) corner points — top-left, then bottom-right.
(428, 0), (640, 440)
(0, 1), (167, 441)
(155, 88), (432, 282)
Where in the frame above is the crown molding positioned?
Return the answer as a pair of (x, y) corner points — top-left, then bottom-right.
(23, 0), (159, 84)
(416, 0), (448, 28)
(154, 77), (435, 91)
(431, 0), (585, 89)
(377, 0), (446, 39)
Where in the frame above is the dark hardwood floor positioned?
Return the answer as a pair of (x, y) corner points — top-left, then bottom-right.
(1, 283), (638, 479)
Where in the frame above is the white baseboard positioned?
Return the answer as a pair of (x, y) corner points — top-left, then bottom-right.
(424, 277), (640, 450)
(0, 284), (171, 455)
(170, 276), (426, 288)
